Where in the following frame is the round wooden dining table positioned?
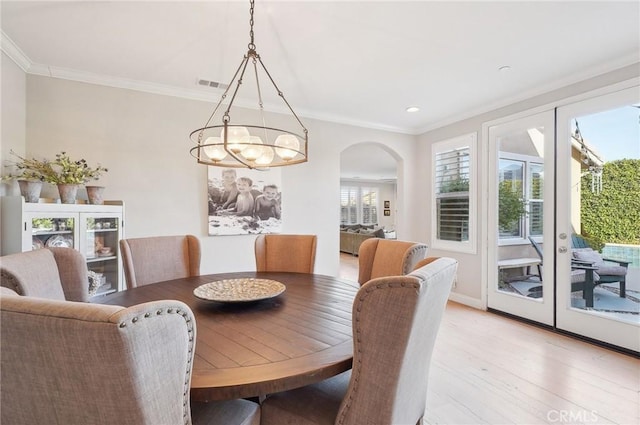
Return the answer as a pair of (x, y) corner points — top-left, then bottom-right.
(99, 271), (358, 402)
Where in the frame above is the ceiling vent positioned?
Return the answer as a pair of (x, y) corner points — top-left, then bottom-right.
(197, 79), (228, 90)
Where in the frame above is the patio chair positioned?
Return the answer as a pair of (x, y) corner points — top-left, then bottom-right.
(120, 235), (201, 288)
(528, 236), (601, 307)
(571, 234), (629, 298)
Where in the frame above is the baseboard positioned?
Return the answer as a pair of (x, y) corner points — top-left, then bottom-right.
(448, 292), (485, 310)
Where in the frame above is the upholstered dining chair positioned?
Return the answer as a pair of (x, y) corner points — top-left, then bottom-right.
(120, 234), (201, 288)
(0, 291), (260, 425)
(0, 247), (89, 302)
(255, 234), (317, 273)
(357, 238), (428, 285)
(260, 257), (457, 425)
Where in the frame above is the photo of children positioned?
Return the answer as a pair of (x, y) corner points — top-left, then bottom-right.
(208, 167), (282, 235)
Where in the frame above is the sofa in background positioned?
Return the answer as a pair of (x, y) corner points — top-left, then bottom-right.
(340, 224), (385, 255)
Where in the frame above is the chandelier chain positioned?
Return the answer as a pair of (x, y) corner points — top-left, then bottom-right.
(248, 0), (256, 51)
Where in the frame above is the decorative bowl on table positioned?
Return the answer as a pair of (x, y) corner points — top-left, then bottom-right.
(193, 278), (285, 303)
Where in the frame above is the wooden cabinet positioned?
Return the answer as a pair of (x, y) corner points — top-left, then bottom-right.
(1, 196), (125, 299)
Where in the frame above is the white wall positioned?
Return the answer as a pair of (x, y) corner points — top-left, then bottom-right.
(0, 52), (27, 256)
(1, 51), (27, 197)
(416, 63), (640, 307)
(24, 76), (418, 276)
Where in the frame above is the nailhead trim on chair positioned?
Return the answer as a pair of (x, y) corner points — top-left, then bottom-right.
(118, 307), (196, 425)
(336, 279), (421, 425)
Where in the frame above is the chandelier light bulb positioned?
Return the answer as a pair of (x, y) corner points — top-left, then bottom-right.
(274, 134), (300, 161)
(241, 136), (264, 161)
(255, 146), (275, 166)
(221, 126), (250, 153)
(203, 137), (227, 161)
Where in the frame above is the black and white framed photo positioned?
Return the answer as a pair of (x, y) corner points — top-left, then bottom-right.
(207, 167), (282, 235)
(384, 200), (390, 208)
(384, 209), (391, 216)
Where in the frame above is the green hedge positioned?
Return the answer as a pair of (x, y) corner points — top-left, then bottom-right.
(581, 159), (640, 247)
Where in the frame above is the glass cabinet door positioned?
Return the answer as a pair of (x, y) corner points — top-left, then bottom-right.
(81, 214), (122, 297)
(28, 214), (77, 251)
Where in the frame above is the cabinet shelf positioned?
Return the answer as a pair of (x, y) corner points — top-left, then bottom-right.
(90, 287), (118, 299)
(33, 230), (74, 236)
(86, 255), (117, 263)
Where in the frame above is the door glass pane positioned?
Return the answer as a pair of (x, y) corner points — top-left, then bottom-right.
(496, 127), (546, 300)
(498, 159), (524, 238)
(568, 105), (639, 324)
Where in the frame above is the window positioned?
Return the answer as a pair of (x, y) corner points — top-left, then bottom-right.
(340, 186), (378, 225)
(431, 133), (477, 253)
(340, 186), (358, 224)
(498, 153), (543, 240)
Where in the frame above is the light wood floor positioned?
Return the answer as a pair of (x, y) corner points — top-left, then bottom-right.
(338, 253), (640, 425)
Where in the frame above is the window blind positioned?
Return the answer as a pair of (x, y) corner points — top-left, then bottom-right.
(435, 147), (470, 242)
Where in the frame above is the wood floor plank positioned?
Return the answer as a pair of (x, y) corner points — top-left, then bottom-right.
(426, 302), (639, 425)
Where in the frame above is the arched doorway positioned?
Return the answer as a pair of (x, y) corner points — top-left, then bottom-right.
(338, 143), (399, 279)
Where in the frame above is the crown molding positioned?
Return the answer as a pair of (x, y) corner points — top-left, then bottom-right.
(2, 30), (637, 138)
(1, 30), (31, 72)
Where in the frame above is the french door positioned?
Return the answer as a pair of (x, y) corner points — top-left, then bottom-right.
(556, 85), (639, 352)
(487, 110), (555, 325)
(487, 83), (639, 353)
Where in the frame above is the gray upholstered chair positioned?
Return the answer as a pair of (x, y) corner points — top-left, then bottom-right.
(572, 247), (629, 298)
(0, 247), (89, 302)
(120, 234), (201, 288)
(255, 234), (317, 273)
(260, 257), (458, 425)
(0, 291), (260, 425)
(357, 238), (428, 285)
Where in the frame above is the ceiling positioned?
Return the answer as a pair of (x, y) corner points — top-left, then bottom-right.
(2, 1), (639, 180)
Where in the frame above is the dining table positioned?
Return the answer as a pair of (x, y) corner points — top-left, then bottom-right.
(99, 271), (358, 402)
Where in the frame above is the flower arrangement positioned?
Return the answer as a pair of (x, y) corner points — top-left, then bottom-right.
(2, 150), (108, 185)
(1, 150), (48, 182)
(45, 152), (108, 185)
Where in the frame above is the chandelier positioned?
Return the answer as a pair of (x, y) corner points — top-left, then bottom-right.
(189, 0), (308, 169)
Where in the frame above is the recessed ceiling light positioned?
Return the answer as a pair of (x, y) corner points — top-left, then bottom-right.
(406, 106), (420, 113)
